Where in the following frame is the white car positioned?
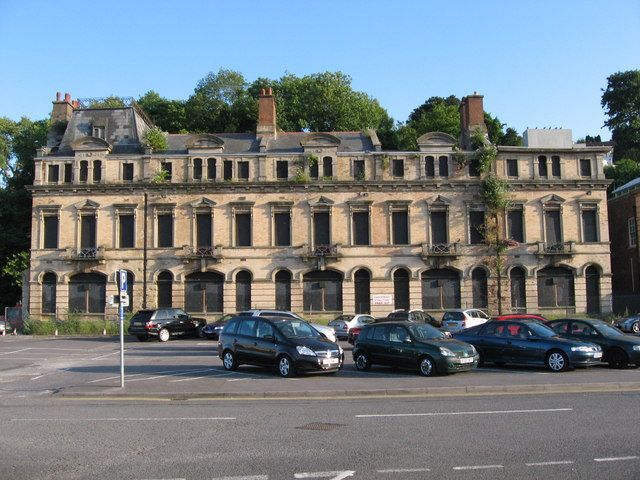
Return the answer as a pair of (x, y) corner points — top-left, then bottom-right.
(441, 309), (490, 332)
(328, 314), (376, 340)
(237, 310), (337, 343)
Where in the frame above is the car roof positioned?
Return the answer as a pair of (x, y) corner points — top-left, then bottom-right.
(549, 318), (606, 324)
(493, 314), (546, 321)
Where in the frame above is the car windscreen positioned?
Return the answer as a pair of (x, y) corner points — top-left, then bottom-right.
(443, 312), (464, 320)
(407, 323), (445, 340)
(527, 322), (558, 338)
(273, 320), (322, 339)
(595, 323), (624, 337)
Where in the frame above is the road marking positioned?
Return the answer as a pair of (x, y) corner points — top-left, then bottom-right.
(356, 408), (573, 418)
(377, 468), (431, 473)
(0, 348), (30, 355)
(526, 461), (574, 466)
(88, 367), (214, 383)
(453, 465), (503, 470)
(11, 417), (235, 422)
(594, 456), (639, 462)
(212, 476), (268, 480)
(91, 351), (119, 360)
(128, 368), (216, 382)
(294, 472), (355, 479)
(30, 375), (44, 381)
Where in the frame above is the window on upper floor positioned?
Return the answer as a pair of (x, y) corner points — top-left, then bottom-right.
(551, 156), (561, 178)
(196, 213), (212, 247)
(538, 156), (548, 177)
(276, 161), (289, 179)
(544, 209), (562, 244)
(207, 158), (216, 180)
(430, 210), (448, 244)
(224, 160), (233, 180)
(508, 208), (524, 243)
(119, 214), (135, 248)
(352, 211), (370, 245)
(157, 214), (174, 248)
(47, 165), (59, 183)
(123, 163), (134, 181)
(323, 157), (333, 178)
(274, 211), (291, 246)
(469, 210), (485, 244)
(353, 160), (365, 180)
(160, 162), (172, 181)
(392, 159), (404, 178)
(629, 218), (637, 248)
(238, 161), (249, 180)
(425, 156), (435, 177)
(193, 158), (203, 180)
(79, 161), (88, 182)
(469, 158), (481, 177)
(92, 126), (105, 139)
(310, 160), (319, 179)
(93, 160), (102, 183)
(235, 212), (252, 247)
(506, 159), (518, 177)
(438, 156), (449, 177)
(392, 210), (409, 245)
(43, 215), (59, 249)
(580, 159), (592, 177)
(581, 208), (598, 243)
(80, 214), (97, 249)
(313, 211), (330, 245)
(64, 164), (73, 183)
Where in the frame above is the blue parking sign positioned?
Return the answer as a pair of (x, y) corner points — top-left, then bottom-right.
(119, 270), (127, 294)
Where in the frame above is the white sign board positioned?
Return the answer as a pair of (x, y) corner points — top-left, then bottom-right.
(371, 294), (393, 306)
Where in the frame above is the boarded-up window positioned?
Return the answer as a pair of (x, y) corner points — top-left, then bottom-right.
(157, 214), (173, 247)
(506, 159), (518, 177)
(353, 160), (365, 179)
(510, 267), (526, 312)
(207, 158), (216, 179)
(421, 269), (461, 309)
(274, 212), (291, 246)
(392, 211), (409, 245)
(438, 156), (449, 177)
(580, 159), (592, 177)
(238, 161), (249, 180)
(43, 216), (59, 249)
(275, 270), (291, 311)
(303, 270), (343, 312)
(68, 273), (106, 313)
(185, 272), (223, 313)
(93, 160), (102, 183)
(314, 212), (330, 245)
(538, 156), (548, 177)
(551, 156), (561, 177)
(585, 266), (600, 314)
(119, 214), (135, 248)
(508, 209), (524, 243)
(193, 158), (203, 180)
(469, 210), (485, 244)
(472, 268), (488, 308)
(224, 160), (233, 180)
(48, 165), (59, 183)
(123, 163), (134, 181)
(236, 271), (252, 311)
(276, 161), (288, 179)
(64, 164), (73, 183)
(394, 269), (410, 310)
(537, 266), (574, 308)
(392, 159), (404, 177)
(354, 269), (371, 314)
(81, 215), (96, 248)
(236, 213), (251, 246)
(425, 156), (435, 177)
(157, 271), (173, 309)
(323, 157), (333, 178)
(545, 210), (562, 244)
(353, 211), (370, 245)
(79, 161), (88, 182)
(582, 209), (598, 242)
(431, 211), (448, 244)
(196, 213), (212, 247)
(42, 272), (56, 314)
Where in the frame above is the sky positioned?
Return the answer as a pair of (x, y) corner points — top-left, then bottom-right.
(1, 0), (639, 140)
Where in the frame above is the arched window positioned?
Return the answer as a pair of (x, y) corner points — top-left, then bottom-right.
(425, 156), (435, 177)
(303, 270), (343, 312)
(185, 272), (224, 313)
(193, 158), (202, 180)
(538, 155), (548, 177)
(537, 266), (574, 308)
(421, 269), (461, 309)
(69, 272), (106, 313)
(585, 266), (601, 314)
(42, 272), (56, 314)
(323, 156), (333, 178)
(236, 270), (252, 311)
(93, 160), (102, 183)
(438, 155), (449, 177)
(471, 268), (488, 309)
(275, 270), (291, 311)
(354, 269), (371, 314)
(510, 267), (526, 312)
(393, 268), (410, 310)
(207, 158), (216, 180)
(157, 271), (173, 308)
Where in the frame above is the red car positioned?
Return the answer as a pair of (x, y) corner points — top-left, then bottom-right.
(492, 314), (547, 323)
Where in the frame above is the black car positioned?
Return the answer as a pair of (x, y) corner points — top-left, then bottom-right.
(218, 316), (344, 377)
(453, 319), (602, 372)
(202, 314), (234, 340)
(386, 309), (442, 327)
(353, 321), (478, 376)
(547, 318), (640, 368)
(128, 308), (206, 342)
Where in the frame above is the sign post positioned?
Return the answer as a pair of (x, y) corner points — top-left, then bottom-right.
(118, 270), (127, 388)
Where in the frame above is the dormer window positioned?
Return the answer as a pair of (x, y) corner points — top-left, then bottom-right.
(92, 126), (105, 139)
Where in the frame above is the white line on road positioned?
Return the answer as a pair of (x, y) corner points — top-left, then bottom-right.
(594, 456), (639, 462)
(212, 476), (268, 480)
(0, 348), (30, 355)
(356, 408), (573, 418)
(294, 472), (355, 479)
(30, 375), (44, 381)
(526, 461), (575, 466)
(91, 351), (119, 360)
(10, 417), (236, 422)
(453, 465), (504, 470)
(376, 468), (431, 473)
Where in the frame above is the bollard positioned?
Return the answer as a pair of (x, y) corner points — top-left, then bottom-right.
(102, 328), (107, 336)
(54, 329), (58, 336)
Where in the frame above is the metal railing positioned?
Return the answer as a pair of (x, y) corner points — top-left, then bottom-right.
(422, 243), (458, 256)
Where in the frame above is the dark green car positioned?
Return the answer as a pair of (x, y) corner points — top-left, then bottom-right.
(547, 318), (640, 368)
(353, 321), (478, 376)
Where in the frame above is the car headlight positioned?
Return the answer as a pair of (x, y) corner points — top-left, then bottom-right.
(571, 346), (595, 352)
(632, 345), (640, 351)
(440, 347), (455, 357)
(296, 346), (316, 356)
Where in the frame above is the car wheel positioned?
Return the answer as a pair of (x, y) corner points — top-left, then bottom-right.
(418, 356), (436, 377)
(632, 321), (640, 333)
(278, 355), (295, 378)
(607, 348), (629, 369)
(476, 350), (485, 368)
(222, 350), (238, 371)
(136, 335), (148, 342)
(354, 352), (371, 371)
(546, 350), (569, 372)
(158, 328), (170, 342)
(197, 325), (205, 338)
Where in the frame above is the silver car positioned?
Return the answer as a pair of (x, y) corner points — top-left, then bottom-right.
(328, 314), (375, 340)
(442, 309), (490, 332)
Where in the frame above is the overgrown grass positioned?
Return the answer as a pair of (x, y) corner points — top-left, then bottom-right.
(22, 315), (133, 336)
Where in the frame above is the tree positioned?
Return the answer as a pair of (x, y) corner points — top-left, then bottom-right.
(501, 127), (523, 146)
(604, 158), (640, 192)
(137, 91), (187, 133)
(88, 96), (127, 108)
(601, 70), (640, 161)
(405, 96), (461, 144)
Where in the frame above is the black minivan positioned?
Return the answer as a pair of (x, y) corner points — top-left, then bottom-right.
(218, 316), (344, 377)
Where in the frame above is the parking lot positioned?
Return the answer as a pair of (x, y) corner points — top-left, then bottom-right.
(1, 335), (640, 400)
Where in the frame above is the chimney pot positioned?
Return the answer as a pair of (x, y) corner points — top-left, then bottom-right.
(64, 93), (71, 102)
(260, 88), (265, 95)
(56, 92), (61, 101)
(267, 87), (273, 95)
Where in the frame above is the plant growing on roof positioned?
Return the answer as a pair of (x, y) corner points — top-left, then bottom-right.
(472, 128), (498, 174)
(380, 153), (389, 170)
(305, 154), (318, 166)
(143, 127), (168, 152)
(152, 168), (170, 183)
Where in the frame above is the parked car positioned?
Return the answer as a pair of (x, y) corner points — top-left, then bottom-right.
(442, 309), (490, 332)
(328, 314), (375, 340)
(386, 309), (441, 327)
(614, 316), (640, 334)
(353, 321), (478, 376)
(237, 310), (337, 342)
(547, 318), (640, 368)
(218, 316), (344, 377)
(493, 314), (547, 323)
(128, 308), (206, 342)
(202, 314), (234, 340)
(0, 319), (12, 334)
(453, 319), (602, 372)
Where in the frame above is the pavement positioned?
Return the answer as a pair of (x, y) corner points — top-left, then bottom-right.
(2, 335), (640, 401)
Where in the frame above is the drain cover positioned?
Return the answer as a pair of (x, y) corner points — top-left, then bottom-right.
(296, 422), (346, 431)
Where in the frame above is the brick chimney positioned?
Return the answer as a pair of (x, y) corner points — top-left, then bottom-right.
(51, 91), (75, 123)
(459, 92), (487, 149)
(257, 87), (276, 136)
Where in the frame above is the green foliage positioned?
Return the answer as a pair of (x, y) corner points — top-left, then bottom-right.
(152, 168), (170, 183)
(380, 154), (390, 171)
(501, 127), (523, 146)
(601, 70), (640, 161)
(137, 91), (187, 133)
(143, 127), (168, 151)
(305, 154), (318, 166)
(22, 317), (131, 336)
(604, 158), (640, 192)
(480, 175), (511, 212)
(89, 96), (127, 108)
(472, 129), (498, 174)
(293, 168), (311, 184)
(1, 251), (29, 288)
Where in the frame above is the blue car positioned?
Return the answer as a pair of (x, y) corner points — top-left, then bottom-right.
(614, 316), (640, 334)
(453, 319), (602, 372)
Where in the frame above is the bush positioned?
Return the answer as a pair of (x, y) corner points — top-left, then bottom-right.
(143, 127), (168, 151)
(21, 315), (132, 336)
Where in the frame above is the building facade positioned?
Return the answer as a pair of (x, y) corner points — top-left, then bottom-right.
(28, 90), (613, 319)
